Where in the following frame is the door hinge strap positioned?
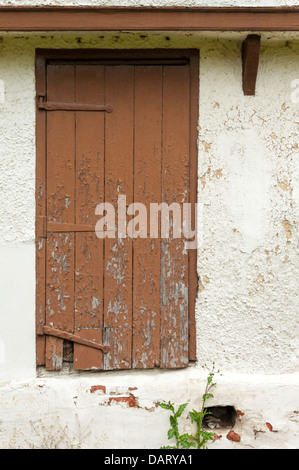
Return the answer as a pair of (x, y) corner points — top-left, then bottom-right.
(37, 218), (116, 237)
(48, 222), (95, 233)
(37, 96), (113, 113)
(39, 326), (110, 354)
(36, 218), (94, 237)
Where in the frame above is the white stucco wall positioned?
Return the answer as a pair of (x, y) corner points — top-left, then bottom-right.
(0, 31), (298, 448)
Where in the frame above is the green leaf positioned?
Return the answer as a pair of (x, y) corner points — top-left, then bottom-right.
(175, 403), (188, 418)
(189, 409), (203, 423)
(167, 428), (175, 439)
(179, 433), (196, 449)
(169, 415), (176, 428)
(202, 393), (214, 402)
(159, 401), (175, 412)
(180, 439), (193, 449)
(201, 430), (215, 442)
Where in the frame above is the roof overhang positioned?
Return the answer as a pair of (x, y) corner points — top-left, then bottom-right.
(0, 6), (299, 32)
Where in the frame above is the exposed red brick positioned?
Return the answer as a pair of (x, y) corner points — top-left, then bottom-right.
(213, 434), (222, 442)
(108, 394), (139, 408)
(266, 422), (273, 431)
(237, 410), (245, 417)
(266, 422), (277, 432)
(128, 387), (138, 391)
(226, 430), (241, 442)
(90, 385), (106, 394)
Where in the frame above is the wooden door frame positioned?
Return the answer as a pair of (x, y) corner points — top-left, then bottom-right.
(2, 6), (299, 31)
(35, 48), (199, 366)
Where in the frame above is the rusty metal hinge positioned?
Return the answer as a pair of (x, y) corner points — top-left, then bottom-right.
(38, 326), (110, 354)
(37, 95), (113, 112)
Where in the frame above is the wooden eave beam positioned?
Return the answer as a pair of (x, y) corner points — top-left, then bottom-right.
(242, 34), (261, 95)
(0, 6), (299, 32)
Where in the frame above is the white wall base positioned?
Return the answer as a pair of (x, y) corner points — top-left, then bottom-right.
(0, 370), (298, 449)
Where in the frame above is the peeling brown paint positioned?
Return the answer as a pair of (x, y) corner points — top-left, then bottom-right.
(277, 179), (291, 193)
(43, 65), (77, 370)
(281, 102), (289, 112)
(249, 273), (267, 296)
(199, 167), (212, 189)
(198, 277), (205, 294)
(213, 169), (223, 179)
(37, 51), (198, 371)
(282, 219), (292, 241)
(202, 141), (212, 153)
(265, 249), (272, 264)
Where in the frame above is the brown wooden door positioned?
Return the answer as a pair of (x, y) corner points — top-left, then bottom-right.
(36, 50), (198, 371)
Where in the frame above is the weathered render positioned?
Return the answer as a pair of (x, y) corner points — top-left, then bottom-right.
(0, 2), (298, 449)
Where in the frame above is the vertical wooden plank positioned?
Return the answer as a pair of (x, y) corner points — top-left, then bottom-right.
(45, 64), (75, 370)
(104, 65), (134, 370)
(73, 65), (105, 370)
(188, 53), (199, 361)
(132, 66), (162, 368)
(35, 54), (46, 365)
(160, 65), (190, 369)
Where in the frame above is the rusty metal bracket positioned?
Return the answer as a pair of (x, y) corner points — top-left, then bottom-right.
(39, 326), (110, 354)
(37, 95), (113, 112)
